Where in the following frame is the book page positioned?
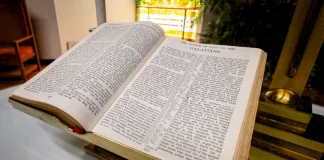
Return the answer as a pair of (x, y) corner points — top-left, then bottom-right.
(11, 22), (165, 131)
(93, 38), (262, 160)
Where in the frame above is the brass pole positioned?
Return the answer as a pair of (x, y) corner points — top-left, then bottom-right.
(269, 0), (322, 96)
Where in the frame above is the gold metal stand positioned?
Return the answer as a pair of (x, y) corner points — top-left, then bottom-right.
(84, 144), (126, 160)
(252, 0), (324, 159)
(270, 0), (323, 97)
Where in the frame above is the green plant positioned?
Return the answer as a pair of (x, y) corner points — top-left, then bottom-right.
(199, 0), (296, 82)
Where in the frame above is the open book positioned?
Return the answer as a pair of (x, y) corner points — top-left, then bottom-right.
(10, 22), (266, 160)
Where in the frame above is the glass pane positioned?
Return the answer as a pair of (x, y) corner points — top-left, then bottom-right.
(136, 7), (149, 21)
(137, 0), (201, 8)
(149, 8), (185, 39)
(183, 9), (199, 41)
(136, 0), (201, 41)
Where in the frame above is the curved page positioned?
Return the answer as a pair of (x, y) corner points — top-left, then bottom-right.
(11, 22), (165, 131)
(93, 38), (263, 160)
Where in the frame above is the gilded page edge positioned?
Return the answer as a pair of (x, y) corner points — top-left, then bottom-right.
(233, 51), (267, 159)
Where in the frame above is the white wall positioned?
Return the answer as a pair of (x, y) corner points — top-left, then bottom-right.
(27, 0), (97, 58)
(105, 0), (136, 23)
(26, 0), (62, 59)
(54, 0), (97, 53)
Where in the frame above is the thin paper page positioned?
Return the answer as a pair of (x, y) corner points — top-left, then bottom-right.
(11, 22), (165, 131)
(93, 38), (262, 160)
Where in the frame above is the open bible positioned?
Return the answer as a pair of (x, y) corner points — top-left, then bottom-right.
(9, 22), (266, 160)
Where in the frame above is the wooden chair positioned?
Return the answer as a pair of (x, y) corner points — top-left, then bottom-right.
(0, 0), (41, 82)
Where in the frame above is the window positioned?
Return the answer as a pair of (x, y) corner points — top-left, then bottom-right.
(136, 0), (201, 41)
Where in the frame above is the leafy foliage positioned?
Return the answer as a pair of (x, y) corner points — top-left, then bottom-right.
(199, 0), (296, 82)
